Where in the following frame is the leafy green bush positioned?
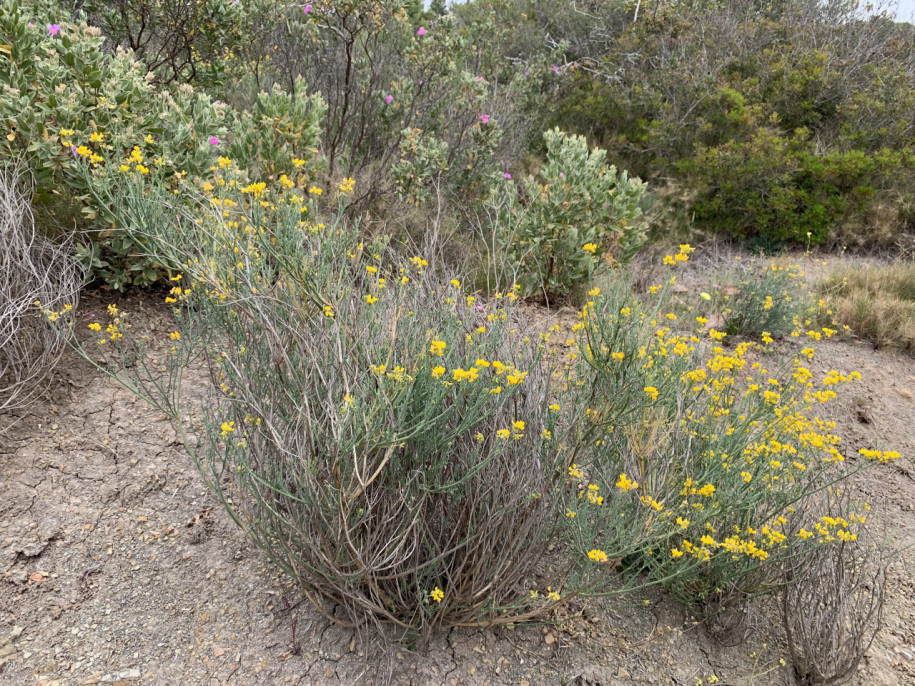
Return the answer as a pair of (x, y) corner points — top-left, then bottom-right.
(231, 0), (551, 211)
(538, 0), (915, 249)
(489, 128), (646, 300)
(686, 128), (894, 246)
(0, 1), (325, 288)
(712, 264), (812, 339)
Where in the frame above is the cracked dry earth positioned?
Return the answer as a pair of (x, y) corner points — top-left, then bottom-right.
(1, 293), (914, 686)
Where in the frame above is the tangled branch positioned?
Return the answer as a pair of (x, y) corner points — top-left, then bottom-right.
(0, 162), (82, 429)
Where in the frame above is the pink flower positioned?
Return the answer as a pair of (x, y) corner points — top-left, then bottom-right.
(70, 145), (77, 156)
(28, 22), (34, 28)
(385, 94), (393, 104)
(503, 172), (511, 179)
(208, 136), (220, 145)
(476, 77), (483, 82)
(417, 27), (426, 35)
(48, 24), (60, 36)
(304, 4), (311, 13)
(479, 114), (489, 124)
(552, 65), (559, 72)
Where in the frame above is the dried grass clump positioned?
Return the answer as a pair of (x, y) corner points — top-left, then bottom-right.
(0, 163), (81, 428)
(819, 262), (915, 351)
(782, 516), (886, 685)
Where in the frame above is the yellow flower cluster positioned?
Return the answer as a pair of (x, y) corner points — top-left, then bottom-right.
(662, 244), (695, 265)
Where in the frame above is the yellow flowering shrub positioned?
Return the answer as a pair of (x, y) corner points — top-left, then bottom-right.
(62, 173), (674, 642)
(564, 253), (898, 617)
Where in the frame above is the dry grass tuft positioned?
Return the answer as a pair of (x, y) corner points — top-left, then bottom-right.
(818, 262), (915, 351)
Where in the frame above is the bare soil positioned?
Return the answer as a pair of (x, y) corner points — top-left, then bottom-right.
(1, 282), (914, 686)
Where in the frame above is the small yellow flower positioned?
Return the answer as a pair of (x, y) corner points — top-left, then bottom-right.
(615, 473), (639, 492)
(88, 322), (101, 332)
(169, 331), (181, 341)
(429, 339), (446, 356)
(496, 429), (510, 440)
(587, 549), (608, 563)
(431, 366), (446, 378)
(582, 243), (597, 254)
(364, 295), (378, 304)
(430, 587), (444, 603)
(643, 386), (659, 401)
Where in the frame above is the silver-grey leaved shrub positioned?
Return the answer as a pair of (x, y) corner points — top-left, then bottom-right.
(56, 169), (672, 645)
(487, 128), (647, 301)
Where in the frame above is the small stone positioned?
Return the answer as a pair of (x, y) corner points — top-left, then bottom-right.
(617, 666), (632, 679)
(544, 633), (556, 645)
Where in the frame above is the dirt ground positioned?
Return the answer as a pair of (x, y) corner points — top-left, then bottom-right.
(2, 272), (914, 686)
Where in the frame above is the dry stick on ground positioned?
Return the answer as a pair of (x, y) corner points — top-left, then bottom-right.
(0, 162), (82, 431)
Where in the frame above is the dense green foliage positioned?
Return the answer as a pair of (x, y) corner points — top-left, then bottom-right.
(7, 0), (915, 292)
(472, 0), (915, 249)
